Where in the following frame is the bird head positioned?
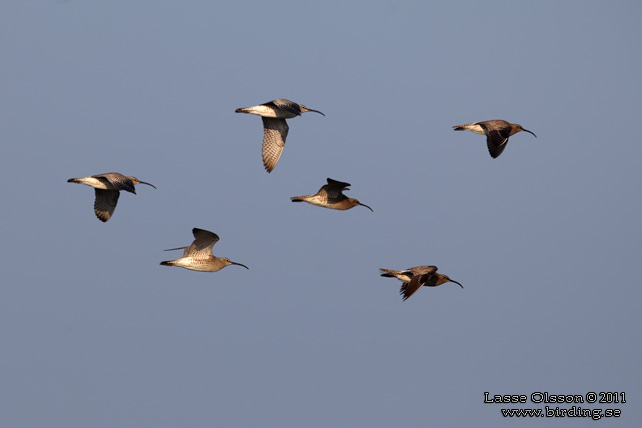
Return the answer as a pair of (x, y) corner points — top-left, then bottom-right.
(347, 199), (373, 212)
(516, 125), (537, 138)
(300, 105), (325, 116)
(443, 275), (463, 288)
(130, 177), (157, 189)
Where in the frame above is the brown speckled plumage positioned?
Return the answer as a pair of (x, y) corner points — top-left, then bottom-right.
(235, 99), (324, 172)
(291, 178), (373, 212)
(380, 266), (462, 301)
(453, 120), (536, 158)
(160, 228), (249, 272)
(67, 172), (155, 222)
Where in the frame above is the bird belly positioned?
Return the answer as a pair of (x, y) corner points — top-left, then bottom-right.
(172, 258), (217, 272)
(325, 201), (352, 210)
(302, 195), (336, 208)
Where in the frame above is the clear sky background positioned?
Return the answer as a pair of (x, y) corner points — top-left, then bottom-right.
(1, 1), (641, 427)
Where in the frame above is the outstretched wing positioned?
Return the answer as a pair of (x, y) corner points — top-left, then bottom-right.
(261, 118), (289, 172)
(93, 189), (120, 222)
(326, 178), (351, 190)
(184, 228), (220, 257)
(400, 267), (437, 301)
(481, 124), (512, 158)
(319, 178), (351, 203)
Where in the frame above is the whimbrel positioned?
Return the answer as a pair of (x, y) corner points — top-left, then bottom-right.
(235, 99), (325, 172)
(67, 172), (156, 222)
(291, 178), (373, 212)
(380, 266), (462, 301)
(453, 120), (536, 158)
(160, 228), (249, 272)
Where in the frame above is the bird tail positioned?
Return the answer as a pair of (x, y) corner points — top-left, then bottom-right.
(453, 123), (481, 132)
(379, 269), (397, 277)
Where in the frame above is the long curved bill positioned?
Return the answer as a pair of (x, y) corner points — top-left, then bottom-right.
(359, 202), (374, 212)
(523, 129), (537, 138)
(451, 279), (464, 288)
(138, 180), (157, 189)
(307, 108), (325, 116)
(230, 261), (249, 270)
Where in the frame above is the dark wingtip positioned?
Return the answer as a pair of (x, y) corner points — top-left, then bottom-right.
(160, 261), (172, 266)
(488, 145), (502, 159)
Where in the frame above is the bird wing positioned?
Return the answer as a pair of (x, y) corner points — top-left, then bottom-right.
(164, 246), (188, 252)
(415, 265), (438, 275)
(399, 281), (416, 301)
(94, 189), (120, 222)
(184, 228), (220, 257)
(96, 173), (137, 194)
(269, 99), (301, 116)
(401, 275), (426, 301)
(326, 178), (351, 190)
(482, 125), (512, 158)
(317, 178), (350, 203)
(400, 267), (437, 301)
(261, 117), (289, 172)
(319, 185), (347, 204)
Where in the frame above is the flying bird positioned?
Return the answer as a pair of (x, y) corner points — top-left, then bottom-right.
(235, 99), (325, 172)
(67, 172), (156, 222)
(160, 228), (249, 272)
(380, 266), (462, 301)
(453, 120), (536, 158)
(291, 178), (373, 212)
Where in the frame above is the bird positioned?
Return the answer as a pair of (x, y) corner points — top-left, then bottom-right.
(380, 266), (462, 301)
(291, 178), (373, 212)
(235, 99), (325, 172)
(160, 228), (249, 272)
(453, 120), (536, 158)
(67, 172), (156, 222)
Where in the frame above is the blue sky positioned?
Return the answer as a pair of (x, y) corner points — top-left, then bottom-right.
(1, 1), (641, 427)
